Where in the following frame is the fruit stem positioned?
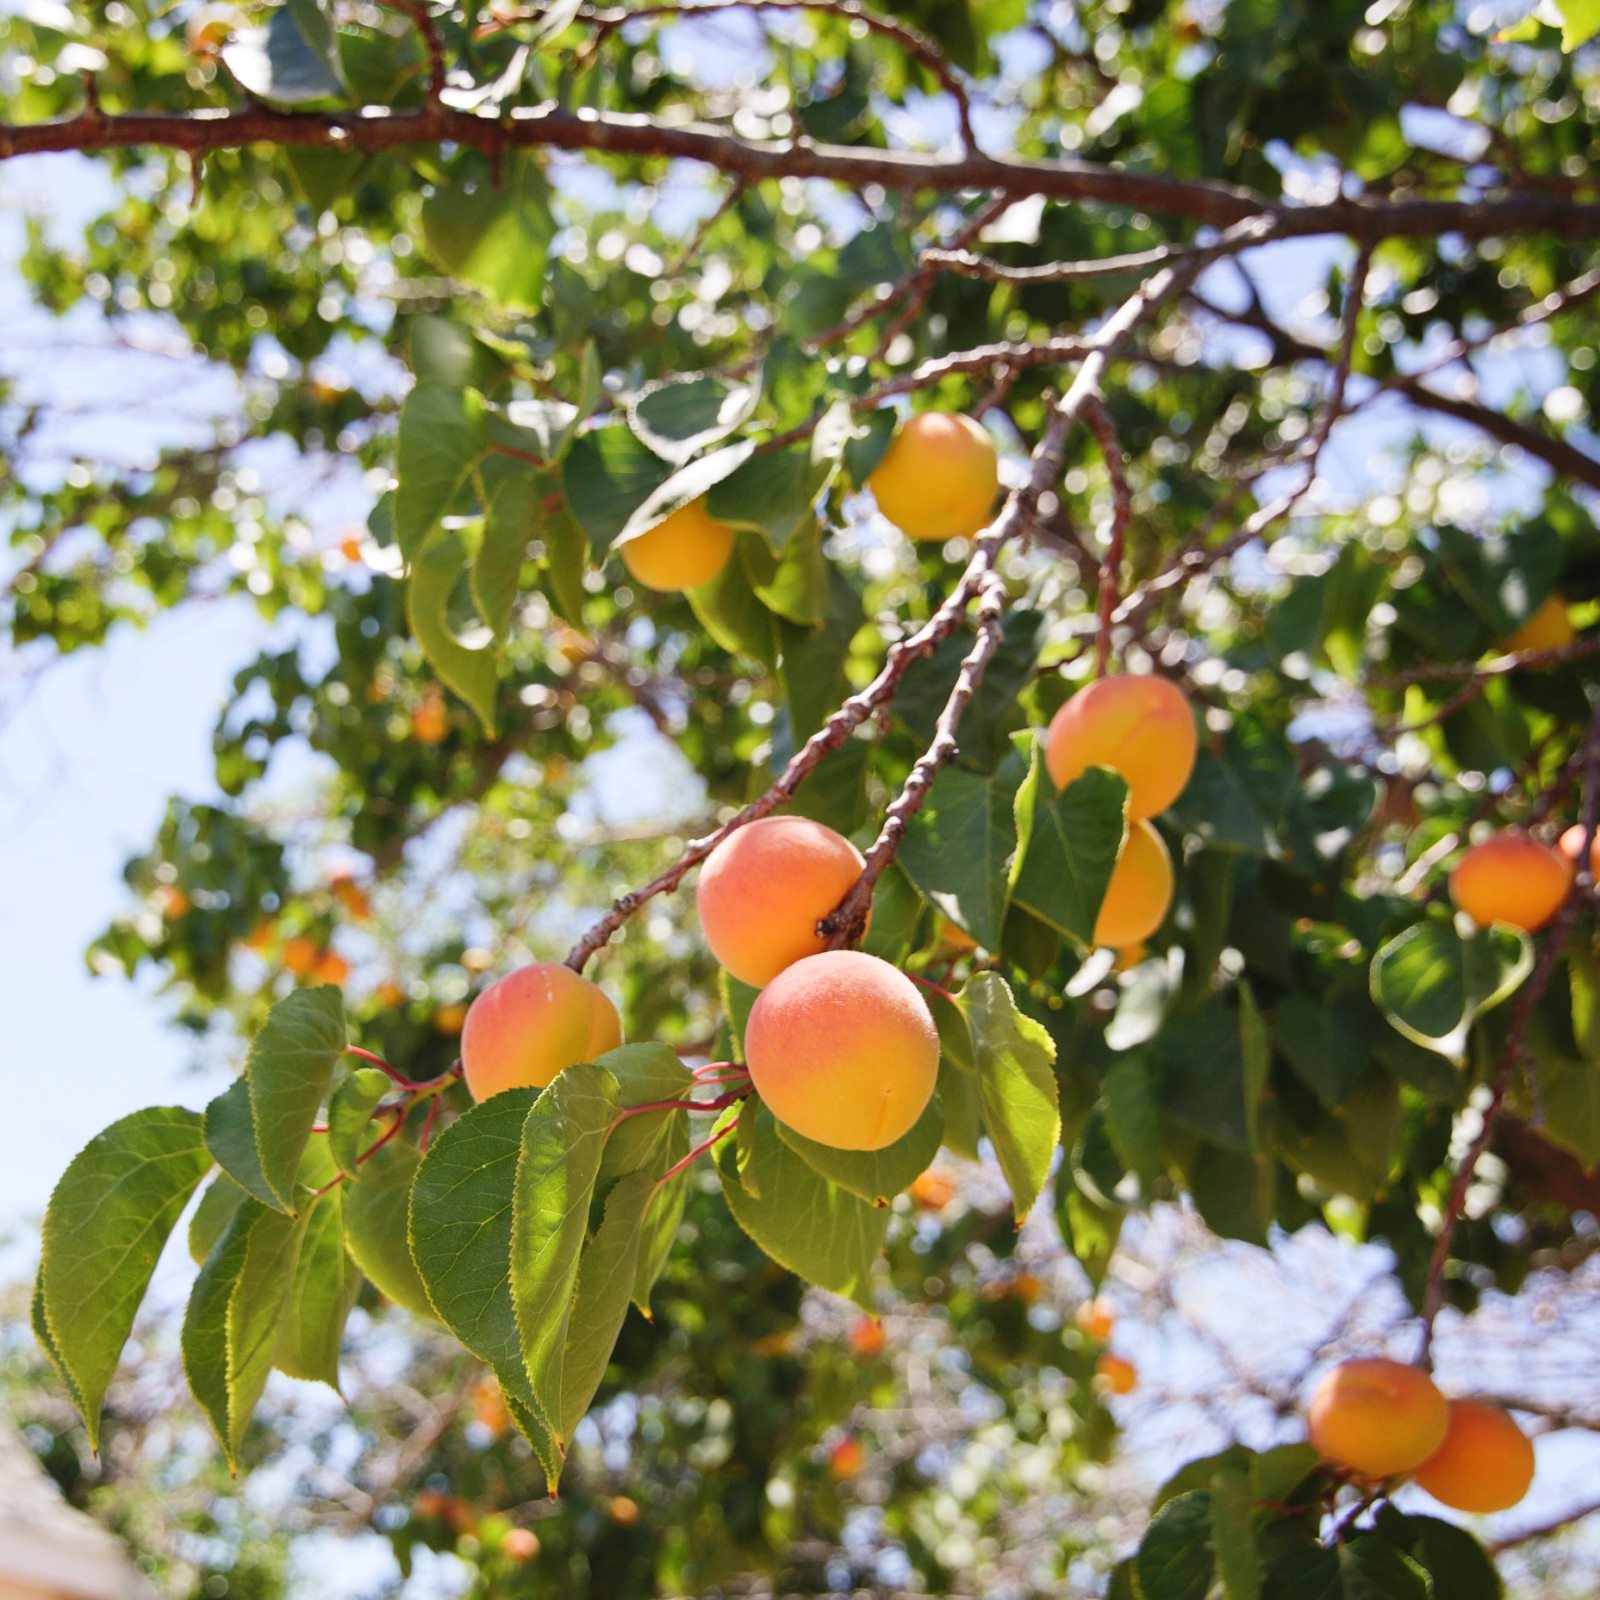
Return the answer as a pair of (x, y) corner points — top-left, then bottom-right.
(905, 970), (957, 1004)
(653, 1116), (740, 1189)
(616, 1084), (752, 1122)
(309, 1104), (408, 1199)
(346, 1043), (438, 1093)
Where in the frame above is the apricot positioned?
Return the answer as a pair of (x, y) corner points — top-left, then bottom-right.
(697, 816), (866, 988)
(1558, 823), (1600, 879)
(156, 885), (190, 920)
(282, 936), (320, 978)
(1075, 1299), (1115, 1342)
(1501, 594), (1574, 655)
(376, 980), (407, 1009)
(1044, 674), (1197, 820)
(1095, 1354), (1137, 1395)
(329, 870), (372, 920)
(460, 962), (622, 1101)
(1413, 1400), (1535, 1514)
(1093, 820), (1174, 948)
(909, 1166), (957, 1210)
(314, 950), (350, 986)
(827, 1436), (865, 1480)
(1449, 833), (1573, 933)
(501, 1528), (540, 1561)
(619, 497), (735, 592)
(433, 1002), (468, 1036)
(847, 1317), (886, 1357)
(412, 692), (449, 746)
(1307, 1358), (1447, 1480)
(744, 950), (939, 1151)
(243, 919), (275, 952)
(867, 411), (1000, 541)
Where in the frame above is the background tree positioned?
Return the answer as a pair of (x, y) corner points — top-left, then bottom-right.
(7, 0), (1600, 1594)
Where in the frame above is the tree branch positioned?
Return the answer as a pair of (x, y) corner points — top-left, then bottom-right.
(8, 101), (1600, 244)
(1082, 395), (1131, 677)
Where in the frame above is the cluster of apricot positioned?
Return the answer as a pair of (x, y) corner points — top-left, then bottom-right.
(1449, 821), (1596, 934)
(1307, 1357), (1535, 1515)
(458, 669), (1197, 1157)
(617, 409), (1002, 594)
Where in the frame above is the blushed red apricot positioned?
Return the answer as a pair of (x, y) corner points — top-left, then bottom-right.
(1094, 820), (1174, 948)
(745, 950), (939, 1151)
(461, 962), (622, 1101)
(1044, 674), (1197, 821)
(867, 412), (1000, 541)
(619, 497), (735, 592)
(1413, 1400), (1535, 1514)
(697, 816), (866, 988)
(1307, 1358), (1447, 1480)
(1449, 833), (1573, 933)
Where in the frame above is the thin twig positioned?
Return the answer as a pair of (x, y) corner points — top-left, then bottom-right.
(1082, 395), (1132, 678)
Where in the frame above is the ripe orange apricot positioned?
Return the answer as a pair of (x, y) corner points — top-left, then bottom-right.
(433, 1002), (468, 1036)
(1413, 1400), (1535, 1514)
(1044, 674), (1197, 820)
(744, 950), (939, 1151)
(909, 1166), (957, 1209)
(847, 1317), (886, 1357)
(282, 935), (320, 978)
(828, 1436), (865, 1479)
(314, 950), (350, 986)
(1095, 1354), (1137, 1395)
(376, 980), (407, 1009)
(1307, 1358), (1448, 1480)
(412, 692), (449, 746)
(501, 1528), (540, 1561)
(867, 412), (1000, 541)
(1075, 1299), (1115, 1342)
(461, 962), (622, 1101)
(608, 1496), (641, 1527)
(156, 884), (190, 920)
(1501, 594), (1575, 655)
(1093, 820), (1174, 948)
(1449, 833), (1573, 933)
(329, 870), (372, 920)
(696, 816), (866, 988)
(619, 497), (735, 592)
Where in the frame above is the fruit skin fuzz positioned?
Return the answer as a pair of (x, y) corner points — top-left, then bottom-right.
(744, 950), (939, 1151)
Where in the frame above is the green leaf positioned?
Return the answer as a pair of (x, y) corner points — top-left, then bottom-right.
(408, 527), (500, 733)
(1560, 0), (1600, 47)
(476, 473), (539, 644)
(243, 985), (347, 1214)
(511, 1063), (620, 1452)
(776, 1093), (944, 1205)
(284, 0), (350, 93)
(1370, 919), (1533, 1057)
(222, 7), (346, 103)
(563, 425), (673, 555)
(1103, 1054), (1163, 1190)
(686, 538), (779, 666)
(343, 1142), (435, 1318)
(558, 1169), (655, 1435)
(38, 1107), (213, 1451)
(1339, 1536), (1429, 1600)
(276, 1184), (359, 1390)
(629, 370), (762, 466)
(421, 157), (554, 309)
(634, 1169), (687, 1315)
(394, 384), (486, 560)
(965, 971), (1060, 1219)
(1238, 983), (1270, 1153)
(718, 1106), (888, 1307)
(409, 1089), (540, 1369)
(204, 1077), (280, 1211)
(1273, 991), (1377, 1111)
(327, 1068), (391, 1180)
(1210, 1467), (1262, 1600)
(189, 1173), (247, 1267)
(596, 1043), (693, 1184)
(1011, 757), (1130, 946)
(1137, 1492), (1215, 1600)
(615, 441), (757, 557)
(706, 436), (839, 554)
(1382, 1513), (1501, 1600)
(897, 757), (1024, 950)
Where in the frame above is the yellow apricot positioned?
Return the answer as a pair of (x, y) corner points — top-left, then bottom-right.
(1501, 594), (1575, 655)
(1307, 1358), (1448, 1479)
(412, 692), (449, 746)
(744, 950), (939, 1151)
(1093, 820), (1174, 948)
(1449, 833), (1573, 933)
(909, 1166), (957, 1209)
(329, 870), (372, 920)
(1075, 1299), (1115, 1342)
(847, 1317), (886, 1357)
(314, 950), (350, 986)
(1095, 1354), (1137, 1395)
(461, 962), (622, 1101)
(828, 1435), (865, 1479)
(867, 412), (1000, 541)
(1044, 674), (1197, 820)
(1413, 1401), (1535, 1514)
(619, 497), (735, 592)
(282, 936), (320, 978)
(697, 816), (866, 988)
(433, 1002), (468, 1036)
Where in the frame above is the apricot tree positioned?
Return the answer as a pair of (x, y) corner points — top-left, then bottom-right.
(8, 0), (1600, 1593)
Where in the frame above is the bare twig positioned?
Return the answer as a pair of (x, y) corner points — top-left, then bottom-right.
(382, 0), (448, 101)
(1081, 395), (1132, 677)
(820, 571), (1010, 943)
